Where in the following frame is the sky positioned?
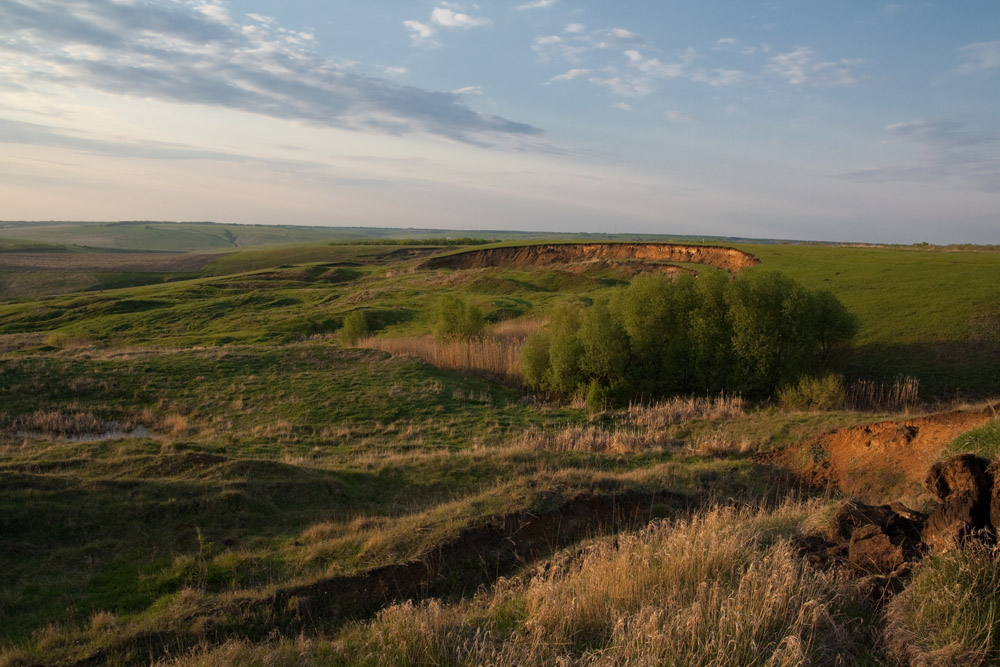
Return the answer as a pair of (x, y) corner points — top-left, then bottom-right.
(1, 0), (998, 243)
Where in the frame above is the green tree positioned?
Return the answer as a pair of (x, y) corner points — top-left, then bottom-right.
(725, 270), (814, 394)
(433, 296), (486, 341)
(544, 304), (585, 395)
(805, 289), (859, 365)
(578, 299), (629, 389)
(338, 310), (369, 346)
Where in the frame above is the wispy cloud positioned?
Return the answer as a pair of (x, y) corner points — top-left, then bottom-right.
(0, 0), (537, 143)
(665, 110), (696, 123)
(516, 0), (556, 10)
(768, 47), (862, 86)
(836, 120), (1000, 192)
(550, 68), (591, 82)
(430, 7), (491, 29)
(955, 40), (1000, 76)
(404, 19), (437, 45)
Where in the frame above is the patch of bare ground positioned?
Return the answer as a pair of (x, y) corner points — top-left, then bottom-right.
(0, 252), (224, 273)
(421, 242), (760, 273)
(772, 406), (995, 503)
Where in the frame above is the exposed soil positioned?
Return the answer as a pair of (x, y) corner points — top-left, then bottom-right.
(421, 243), (760, 274)
(0, 252), (222, 273)
(774, 408), (994, 502)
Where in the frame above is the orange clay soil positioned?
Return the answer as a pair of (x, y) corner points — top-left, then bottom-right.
(774, 407), (995, 503)
(421, 243), (760, 273)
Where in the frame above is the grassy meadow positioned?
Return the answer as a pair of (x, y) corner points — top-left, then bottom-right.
(1, 223), (999, 665)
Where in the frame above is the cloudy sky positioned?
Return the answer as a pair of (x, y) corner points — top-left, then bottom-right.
(1, 0), (998, 243)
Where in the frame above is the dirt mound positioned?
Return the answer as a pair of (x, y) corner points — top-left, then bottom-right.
(422, 243), (760, 274)
(776, 408), (994, 502)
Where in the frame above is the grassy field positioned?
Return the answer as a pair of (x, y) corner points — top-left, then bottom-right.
(1, 226), (999, 665)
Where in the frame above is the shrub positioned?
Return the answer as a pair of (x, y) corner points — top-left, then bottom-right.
(778, 374), (846, 411)
(338, 310), (369, 346)
(433, 296), (486, 341)
(520, 269), (856, 403)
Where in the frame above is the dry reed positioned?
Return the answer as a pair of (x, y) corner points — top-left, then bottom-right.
(845, 375), (920, 411)
(358, 319), (542, 382)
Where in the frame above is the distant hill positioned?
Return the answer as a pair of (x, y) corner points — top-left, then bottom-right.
(0, 220), (813, 253)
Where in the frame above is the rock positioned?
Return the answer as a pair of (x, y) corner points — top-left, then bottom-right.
(922, 454), (993, 553)
(990, 460), (1000, 536)
(830, 501), (924, 574)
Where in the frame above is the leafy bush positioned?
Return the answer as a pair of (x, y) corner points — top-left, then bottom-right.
(338, 310), (369, 346)
(433, 296), (486, 341)
(521, 270), (856, 402)
(778, 374), (846, 411)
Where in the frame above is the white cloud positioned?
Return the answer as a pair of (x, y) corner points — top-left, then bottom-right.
(613, 102), (633, 111)
(383, 66), (408, 77)
(404, 20), (436, 45)
(430, 7), (491, 29)
(564, 23), (585, 34)
(768, 47), (861, 86)
(452, 85), (482, 95)
(550, 68), (591, 82)
(665, 110), (696, 123)
(516, 0), (556, 10)
(955, 41), (1000, 76)
(691, 68), (744, 87)
(592, 76), (651, 97)
(1, 0), (539, 143)
(836, 120), (1000, 192)
(713, 37), (737, 50)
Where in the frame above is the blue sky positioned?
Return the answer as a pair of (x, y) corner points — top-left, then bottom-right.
(1, 0), (998, 242)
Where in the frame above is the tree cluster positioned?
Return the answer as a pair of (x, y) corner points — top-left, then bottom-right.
(521, 271), (857, 404)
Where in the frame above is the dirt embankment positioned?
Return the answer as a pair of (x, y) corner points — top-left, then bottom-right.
(422, 243), (760, 274)
(73, 489), (683, 666)
(775, 408), (994, 502)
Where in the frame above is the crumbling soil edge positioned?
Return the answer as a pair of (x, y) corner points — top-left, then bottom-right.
(422, 243), (760, 274)
(770, 408), (995, 502)
(71, 489), (685, 666)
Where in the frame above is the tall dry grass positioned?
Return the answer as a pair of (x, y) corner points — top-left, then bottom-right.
(358, 319), (543, 382)
(161, 501), (873, 667)
(845, 375), (920, 412)
(886, 542), (1000, 665)
(0, 411), (120, 439)
(311, 501), (867, 666)
(512, 395), (745, 455)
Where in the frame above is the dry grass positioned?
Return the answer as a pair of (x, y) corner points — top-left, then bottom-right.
(886, 542), (1000, 665)
(358, 323), (542, 383)
(0, 410), (130, 439)
(170, 501), (871, 666)
(512, 395), (745, 455)
(846, 375), (920, 412)
(623, 394), (745, 428)
(512, 425), (680, 454)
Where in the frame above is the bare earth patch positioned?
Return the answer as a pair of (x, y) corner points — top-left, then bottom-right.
(421, 242), (760, 273)
(774, 407), (995, 502)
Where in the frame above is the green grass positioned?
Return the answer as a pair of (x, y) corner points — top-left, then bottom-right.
(741, 243), (1000, 395)
(2, 234), (999, 664)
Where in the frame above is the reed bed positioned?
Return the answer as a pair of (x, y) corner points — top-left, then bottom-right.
(358, 320), (542, 382)
(846, 375), (920, 412)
